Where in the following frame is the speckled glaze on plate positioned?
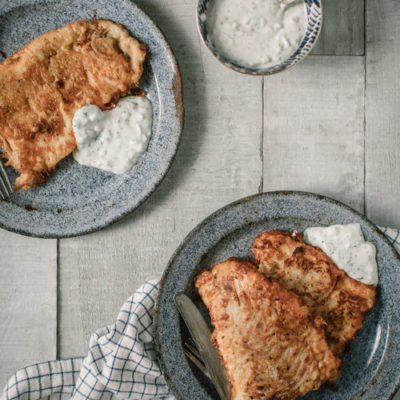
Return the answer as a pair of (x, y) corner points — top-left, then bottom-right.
(155, 191), (400, 400)
(197, 0), (322, 75)
(0, 0), (183, 238)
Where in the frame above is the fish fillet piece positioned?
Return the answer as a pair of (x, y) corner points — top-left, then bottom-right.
(251, 231), (377, 357)
(0, 19), (147, 190)
(195, 258), (341, 400)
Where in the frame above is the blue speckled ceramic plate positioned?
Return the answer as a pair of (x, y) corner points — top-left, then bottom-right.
(197, 0), (322, 75)
(155, 191), (400, 400)
(0, 0), (183, 238)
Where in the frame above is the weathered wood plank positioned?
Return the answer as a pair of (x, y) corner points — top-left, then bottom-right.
(0, 231), (57, 388)
(365, 0), (400, 227)
(58, 0), (263, 358)
(263, 56), (365, 213)
(311, 0), (365, 56)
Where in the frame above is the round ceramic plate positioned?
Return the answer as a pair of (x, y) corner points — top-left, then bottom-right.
(155, 191), (400, 400)
(0, 0), (183, 238)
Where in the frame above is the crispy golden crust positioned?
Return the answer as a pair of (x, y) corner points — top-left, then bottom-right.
(0, 19), (147, 190)
(251, 231), (377, 357)
(195, 258), (341, 400)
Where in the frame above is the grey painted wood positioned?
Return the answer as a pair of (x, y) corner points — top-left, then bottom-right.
(365, 0), (400, 227)
(311, 0), (365, 56)
(58, 0), (263, 358)
(0, 231), (57, 389)
(263, 56), (365, 213)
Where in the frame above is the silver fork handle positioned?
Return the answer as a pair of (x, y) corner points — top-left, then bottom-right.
(0, 159), (13, 199)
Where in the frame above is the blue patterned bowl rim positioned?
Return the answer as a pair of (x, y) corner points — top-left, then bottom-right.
(197, 0), (323, 75)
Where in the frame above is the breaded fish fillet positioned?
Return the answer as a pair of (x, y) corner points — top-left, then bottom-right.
(251, 231), (376, 357)
(195, 258), (341, 400)
(0, 19), (147, 190)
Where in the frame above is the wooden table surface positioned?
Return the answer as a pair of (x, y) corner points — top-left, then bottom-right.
(1, 0), (400, 395)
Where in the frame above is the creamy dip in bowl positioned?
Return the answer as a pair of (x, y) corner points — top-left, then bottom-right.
(197, 0), (322, 75)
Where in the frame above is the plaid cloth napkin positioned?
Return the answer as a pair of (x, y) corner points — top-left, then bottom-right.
(1, 280), (173, 400)
(1, 228), (400, 400)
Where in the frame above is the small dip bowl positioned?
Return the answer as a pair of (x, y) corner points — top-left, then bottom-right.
(197, 0), (323, 75)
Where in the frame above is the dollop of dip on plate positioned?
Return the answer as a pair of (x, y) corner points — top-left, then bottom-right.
(73, 96), (152, 174)
(204, 0), (307, 68)
(303, 223), (378, 286)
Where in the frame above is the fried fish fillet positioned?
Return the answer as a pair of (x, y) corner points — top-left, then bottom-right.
(0, 19), (147, 190)
(195, 258), (341, 400)
(251, 231), (377, 357)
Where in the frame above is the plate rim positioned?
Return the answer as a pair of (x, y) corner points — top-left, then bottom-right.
(0, 0), (184, 238)
(154, 190), (400, 400)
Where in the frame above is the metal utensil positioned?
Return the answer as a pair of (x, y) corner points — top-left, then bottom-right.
(0, 159), (13, 199)
(183, 341), (211, 379)
(174, 293), (230, 400)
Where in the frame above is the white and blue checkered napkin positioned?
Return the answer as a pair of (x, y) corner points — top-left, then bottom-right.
(1, 228), (400, 400)
(1, 280), (173, 400)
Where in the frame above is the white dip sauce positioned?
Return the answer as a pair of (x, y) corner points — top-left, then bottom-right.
(72, 96), (152, 174)
(303, 223), (378, 286)
(204, 0), (307, 68)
